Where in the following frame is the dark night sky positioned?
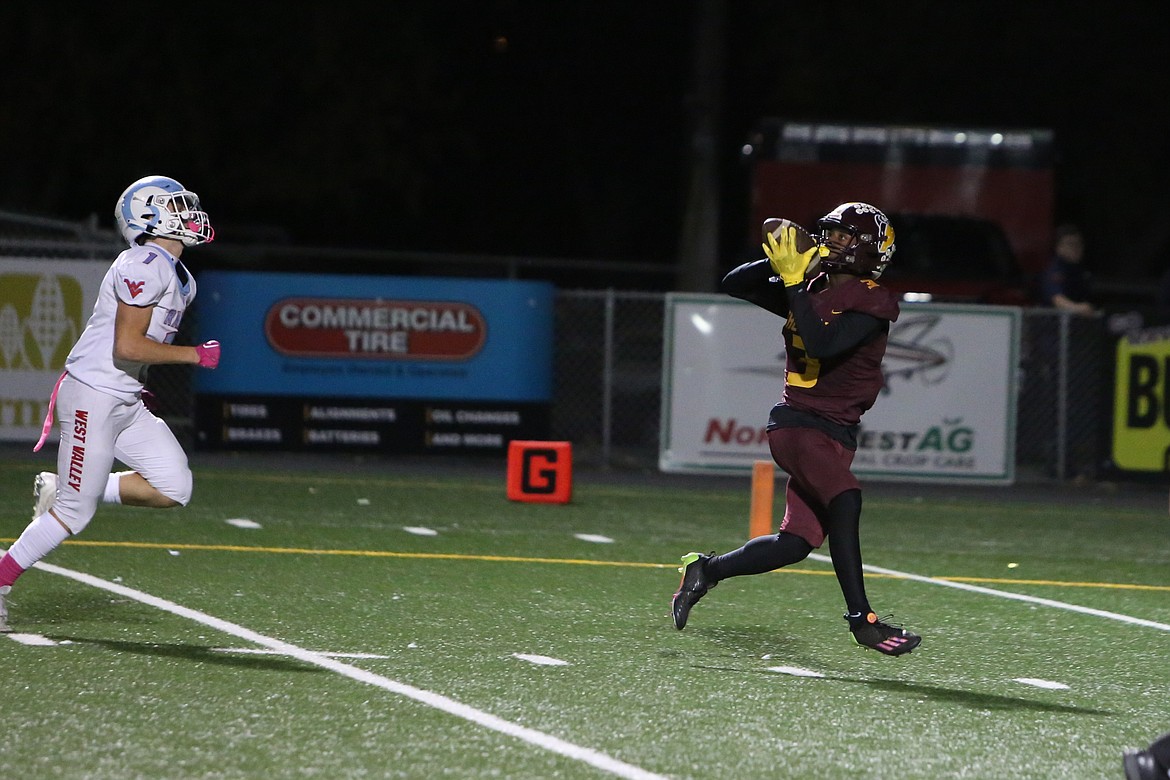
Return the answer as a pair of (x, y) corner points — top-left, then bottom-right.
(2, 2), (1168, 288)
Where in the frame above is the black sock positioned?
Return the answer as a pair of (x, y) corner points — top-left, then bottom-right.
(825, 489), (871, 617)
(705, 532), (813, 582)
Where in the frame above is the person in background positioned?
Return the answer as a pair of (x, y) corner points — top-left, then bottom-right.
(1040, 223), (1098, 315)
(0, 175), (220, 632)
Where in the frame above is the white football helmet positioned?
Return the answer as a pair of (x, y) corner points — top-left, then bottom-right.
(115, 175), (215, 247)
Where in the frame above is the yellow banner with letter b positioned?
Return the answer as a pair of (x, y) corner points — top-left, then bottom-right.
(1113, 326), (1170, 472)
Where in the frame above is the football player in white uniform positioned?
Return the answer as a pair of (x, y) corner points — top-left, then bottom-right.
(0, 175), (221, 631)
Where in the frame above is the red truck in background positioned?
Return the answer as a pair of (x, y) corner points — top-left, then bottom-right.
(745, 121), (1055, 304)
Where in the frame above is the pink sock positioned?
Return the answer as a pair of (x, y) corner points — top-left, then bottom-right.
(0, 553), (26, 588)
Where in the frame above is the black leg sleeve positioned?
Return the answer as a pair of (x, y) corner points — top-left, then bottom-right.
(824, 488), (870, 616)
(705, 532), (813, 582)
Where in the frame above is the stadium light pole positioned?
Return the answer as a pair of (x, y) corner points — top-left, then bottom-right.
(676, 0), (725, 293)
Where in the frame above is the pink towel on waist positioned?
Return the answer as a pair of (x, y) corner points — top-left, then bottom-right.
(33, 372), (67, 453)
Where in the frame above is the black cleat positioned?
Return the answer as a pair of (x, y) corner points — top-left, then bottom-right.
(1123, 749), (1163, 780)
(671, 552), (715, 630)
(846, 612), (921, 656)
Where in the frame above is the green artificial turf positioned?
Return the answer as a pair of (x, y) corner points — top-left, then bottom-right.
(2, 455), (1168, 779)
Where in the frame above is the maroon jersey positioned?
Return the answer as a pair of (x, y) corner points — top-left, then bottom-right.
(782, 278), (900, 427)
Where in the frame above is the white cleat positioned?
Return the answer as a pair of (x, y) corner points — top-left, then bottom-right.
(33, 471), (58, 521)
(0, 585), (11, 633)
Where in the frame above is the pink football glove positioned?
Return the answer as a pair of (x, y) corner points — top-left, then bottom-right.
(195, 340), (221, 369)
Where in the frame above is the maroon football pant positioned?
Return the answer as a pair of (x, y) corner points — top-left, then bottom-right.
(767, 426), (859, 548)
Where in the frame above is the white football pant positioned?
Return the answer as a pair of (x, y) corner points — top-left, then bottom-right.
(51, 374), (192, 534)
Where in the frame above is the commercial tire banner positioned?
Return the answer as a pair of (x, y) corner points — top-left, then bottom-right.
(1112, 325), (1170, 472)
(660, 294), (1020, 483)
(193, 270), (555, 454)
(0, 258), (109, 442)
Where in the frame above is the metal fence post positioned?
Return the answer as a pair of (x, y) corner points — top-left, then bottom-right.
(1056, 311), (1070, 481)
(601, 288), (616, 469)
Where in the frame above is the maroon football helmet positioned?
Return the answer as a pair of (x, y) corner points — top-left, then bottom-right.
(815, 202), (896, 279)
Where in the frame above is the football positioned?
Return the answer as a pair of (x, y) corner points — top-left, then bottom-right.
(762, 218), (819, 277)
(762, 217), (816, 253)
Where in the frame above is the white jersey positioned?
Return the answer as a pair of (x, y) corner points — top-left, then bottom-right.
(65, 241), (196, 403)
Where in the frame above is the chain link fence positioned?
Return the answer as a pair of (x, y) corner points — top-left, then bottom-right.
(1017, 309), (1111, 481)
(553, 291), (665, 469)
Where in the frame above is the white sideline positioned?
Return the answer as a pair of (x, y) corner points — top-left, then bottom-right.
(32, 560), (669, 780)
(807, 553), (1170, 632)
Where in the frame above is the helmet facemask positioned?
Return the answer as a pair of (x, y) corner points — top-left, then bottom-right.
(146, 190), (215, 247)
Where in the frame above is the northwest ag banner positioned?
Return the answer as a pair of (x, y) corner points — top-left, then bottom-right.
(1112, 325), (1170, 472)
(0, 258), (109, 442)
(660, 294), (1019, 483)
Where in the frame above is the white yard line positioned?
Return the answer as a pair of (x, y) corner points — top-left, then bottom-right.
(513, 653), (570, 666)
(212, 647), (392, 659)
(31, 560), (669, 780)
(1014, 678), (1069, 690)
(807, 553), (1170, 632)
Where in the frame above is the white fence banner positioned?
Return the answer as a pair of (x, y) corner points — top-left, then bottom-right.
(660, 293), (1019, 484)
(0, 258), (108, 442)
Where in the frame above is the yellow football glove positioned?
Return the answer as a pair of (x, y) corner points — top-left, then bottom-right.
(763, 227), (821, 287)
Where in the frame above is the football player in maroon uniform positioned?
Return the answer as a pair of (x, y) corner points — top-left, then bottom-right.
(671, 202), (921, 656)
